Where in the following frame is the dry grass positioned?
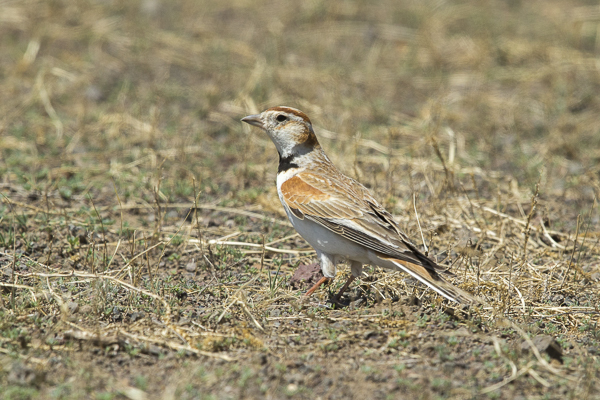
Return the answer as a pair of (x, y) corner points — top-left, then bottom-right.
(1, 0), (600, 399)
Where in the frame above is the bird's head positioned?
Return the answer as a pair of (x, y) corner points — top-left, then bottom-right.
(241, 106), (320, 158)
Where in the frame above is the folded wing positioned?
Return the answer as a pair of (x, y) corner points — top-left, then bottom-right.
(280, 171), (472, 303)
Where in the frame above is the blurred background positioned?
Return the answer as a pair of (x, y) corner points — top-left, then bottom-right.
(1, 0), (599, 219)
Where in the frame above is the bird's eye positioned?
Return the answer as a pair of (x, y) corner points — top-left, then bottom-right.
(276, 114), (288, 122)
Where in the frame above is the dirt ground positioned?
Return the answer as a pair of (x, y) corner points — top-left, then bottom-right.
(1, 0), (600, 399)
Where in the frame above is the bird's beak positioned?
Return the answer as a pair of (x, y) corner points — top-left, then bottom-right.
(241, 114), (264, 130)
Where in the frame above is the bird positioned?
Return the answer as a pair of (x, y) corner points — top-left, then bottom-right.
(241, 106), (473, 304)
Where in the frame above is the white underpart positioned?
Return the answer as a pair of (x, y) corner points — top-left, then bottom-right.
(277, 167), (373, 278)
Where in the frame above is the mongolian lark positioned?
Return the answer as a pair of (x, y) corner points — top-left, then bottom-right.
(242, 106), (473, 304)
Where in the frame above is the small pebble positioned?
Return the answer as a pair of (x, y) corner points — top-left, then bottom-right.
(166, 210), (179, 219)
(66, 301), (79, 314)
(185, 262), (197, 272)
(80, 305), (93, 314)
(85, 85), (103, 102)
(129, 312), (145, 323)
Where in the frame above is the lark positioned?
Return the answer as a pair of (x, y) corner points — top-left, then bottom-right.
(242, 106), (472, 304)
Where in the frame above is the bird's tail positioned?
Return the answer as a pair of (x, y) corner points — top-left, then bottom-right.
(379, 256), (474, 304)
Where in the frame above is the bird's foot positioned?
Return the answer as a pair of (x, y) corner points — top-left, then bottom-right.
(326, 275), (358, 308)
(304, 276), (331, 297)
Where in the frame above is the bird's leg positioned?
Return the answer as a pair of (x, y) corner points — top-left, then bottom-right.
(331, 261), (362, 302)
(304, 276), (331, 297)
(331, 275), (357, 302)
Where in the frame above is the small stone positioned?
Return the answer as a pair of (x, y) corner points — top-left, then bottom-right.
(254, 354), (267, 365)
(129, 312), (145, 323)
(289, 263), (323, 289)
(27, 192), (40, 201)
(69, 226), (88, 244)
(185, 262), (197, 272)
(111, 307), (123, 322)
(453, 327), (471, 336)
(140, 0), (160, 16)
(140, 343), (162, 356)
(66, 301), (79, 314)
(408, 295), (420, 306)
(80, 305), (93, 314)
(286, 383), (298, 393)
(166, 210), (178, 219)
(8, 362), (45, 386)
(351, 297), (365, 308)
(443, 307), (455, 317)
(85, 85), (103, 102)
(521, 335), (563, 363)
